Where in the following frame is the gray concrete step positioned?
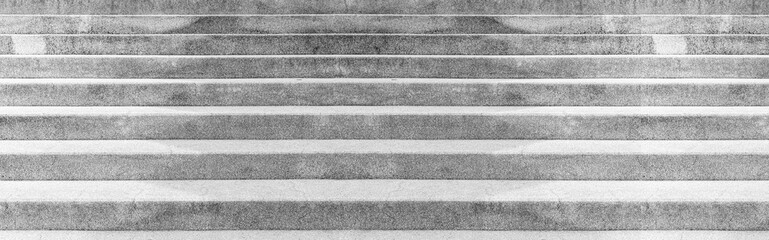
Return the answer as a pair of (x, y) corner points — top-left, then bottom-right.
(3, 55), (769, 78)
(2, 140), (769, 180)
(1, 180), (768, 230)
(2, 231), (768, 240)
(0, 106), (768, 140)
(3, 15), (769, 34)
(1, 0), (767, 14)
(3, 78), (769, 106)
(3, 34), (769, 55)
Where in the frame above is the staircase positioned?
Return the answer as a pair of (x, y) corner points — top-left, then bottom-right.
(2, 0), (769, 239)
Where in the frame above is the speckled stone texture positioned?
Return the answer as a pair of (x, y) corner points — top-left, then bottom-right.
(1, 0), (768, 14)
(0, 107), (768, 140)
(3, 56), (769, 79)
(2, 0), (769, 235)
(4, 16), (769, 34)
(2, 79), (768, 106)
(3, 35), (769, 55)
(1, 140), (769, 180)
(7, 201), (769, 230)
(4, 231), (769, 240)
(1, 180), (769, 230)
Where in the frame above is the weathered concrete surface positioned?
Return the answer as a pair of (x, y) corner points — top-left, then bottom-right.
(2, 35), (768, 55)
(3, 56), (769, 79)
(1, 180), (769, 230)
(3, 231), (769, 240)
(2, 79), (769, 106)
(1, 0), (768, 14)
(2, 140), (769, 180)
(0, 107), (768, 140)
(4, 16), (769, 34)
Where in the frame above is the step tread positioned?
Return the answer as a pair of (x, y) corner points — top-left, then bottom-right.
(2, 55), (767, 79)
(3, 15), (769, 34)
(6, 78), (769, 107)
(1, 0), (767, 14)
(2, 180), (768, 202)
(1, 230), (767, 240)
(3, 34), (769, 55)
(1, 140), (768, 154)
(1, 106), (768, 115)
(1, 78), (768, 84)
(0, 78), (769, 85)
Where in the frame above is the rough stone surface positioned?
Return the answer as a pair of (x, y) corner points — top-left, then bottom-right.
(3, 56), (769, 79)
(3, 79), (769, 106)
(1, 140), (769, 180)
(2, 35), (769, 55)
(1, 180), (769, 230)
(2, 0), (768, 234)
(0, 106), (768, 140)
(4, 16), (769, 34)
(2, 231), (768, 240)
(1, 0), (768, 14)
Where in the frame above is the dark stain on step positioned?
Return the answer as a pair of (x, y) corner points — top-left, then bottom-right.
(170, 16), (240, 34)
(502, 92), (526, 104)
(168, 92), (191, 103)
(586, 85), (608, 98)
(728, 85), (750, 96)
(448, 17), (527, 34)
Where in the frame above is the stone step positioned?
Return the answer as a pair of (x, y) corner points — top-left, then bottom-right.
(3, 55), (769, 79)
(3, 15), (769, 34)
(4, 34), (769, 55)
(3, 78), (769, 106)
(1, 106), (768, 140)
(2, 140), (769, 180)
(1, 231), (768, 240)
(1, 0), (767, 14)
(1, 180), (768, 230)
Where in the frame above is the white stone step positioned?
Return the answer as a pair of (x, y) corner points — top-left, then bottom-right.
(1, 180), (768, 230)
(1, 140), (768, 180)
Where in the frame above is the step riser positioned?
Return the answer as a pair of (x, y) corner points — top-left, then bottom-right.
(3, 154), (769, 180)
(3, 81), (769, 106)
(3, 56), (769, 79)
(1, 114), (767, 140)
(1, 201), (767, 230)
(4, 35), (769, 55)
(1, 0), (767, 14)
(3, 16), (769, 34)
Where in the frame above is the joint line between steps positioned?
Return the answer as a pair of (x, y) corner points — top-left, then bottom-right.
(4, 54), (769, 58)
(4, 33), (769, 36)
(2, 14), (769, 17)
